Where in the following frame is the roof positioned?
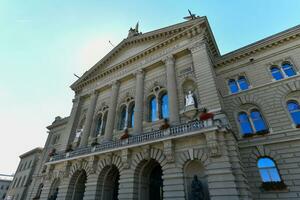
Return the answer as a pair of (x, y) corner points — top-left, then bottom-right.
(215, 24), (300, 67)
(70, 17), (219, 91)
(19, 147), (43, 159)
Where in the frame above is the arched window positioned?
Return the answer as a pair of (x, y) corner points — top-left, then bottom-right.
(149, 96), (157, 122)
(128, 104), (135, 128)
(119, 106), (127, 130)
(250, 110), (267, 132)
(161, 93), (169, 119)
(238, 112), (253, 135)
(287, 101), (300, 125)
(238, 76), (249, 90)
(282, 63), (296, 77)
(270, 66), (283, 80)
(257, 157), (281, 182)
(228, 79), (239, 93)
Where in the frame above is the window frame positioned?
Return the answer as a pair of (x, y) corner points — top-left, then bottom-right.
(286, 99), (300, 127)
(257, 157), (282, 183)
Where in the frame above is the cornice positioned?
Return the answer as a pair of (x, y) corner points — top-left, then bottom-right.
(215, 25), (300, 68)
(71, 18), (219, 92)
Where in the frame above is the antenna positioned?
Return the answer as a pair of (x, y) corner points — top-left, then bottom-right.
(109, 40), (115, 47)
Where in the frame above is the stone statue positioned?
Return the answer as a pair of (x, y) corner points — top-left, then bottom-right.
(191, 175), (204, 200)
(185, 91), (195, 107)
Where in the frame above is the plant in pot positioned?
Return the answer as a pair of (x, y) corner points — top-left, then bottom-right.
(120, 129), (129, 140)
(65, 144), (73, 153)
(199, 108), (214, 127)
(48, 148), (56, 157)
(159, 119), (170, 130)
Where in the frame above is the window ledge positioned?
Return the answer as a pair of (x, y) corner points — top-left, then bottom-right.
(242, 129), (269, 138)
(260, 181), (287, 191)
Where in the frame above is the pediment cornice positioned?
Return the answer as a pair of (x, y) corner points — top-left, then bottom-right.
(71, 17), (219, 92)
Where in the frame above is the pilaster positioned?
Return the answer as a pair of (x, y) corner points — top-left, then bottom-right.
(133, 69), (144, 135)
(80, 91), (98, 147)
(163, 55), (180, 124)
(189, 42), (222, 111)
(104, 81), (120, 141)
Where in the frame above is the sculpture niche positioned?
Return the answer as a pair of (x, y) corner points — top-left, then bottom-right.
(181, 90), (199, 120)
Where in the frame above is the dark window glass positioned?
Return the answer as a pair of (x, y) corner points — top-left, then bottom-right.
(119, 106), (127, 130)
(282, 63), (296, 77)
(257, 158), (281, 182)
(128, 105), (135, 128)
(238, 112), (253, 135)
(101, 112), (107, 135)
(161, 94), (169, 119)
(250, 110), (267, 132)
(271, 66), (283, 80)
(229, 79), (239, 93)
(150, 97), (157, 122)
(238, 76), (249, 90)
(287, 101), (300, 125)
(95, 114), (102, 135)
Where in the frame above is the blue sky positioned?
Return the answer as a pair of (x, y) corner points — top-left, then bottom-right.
(1, 0), (300, 174)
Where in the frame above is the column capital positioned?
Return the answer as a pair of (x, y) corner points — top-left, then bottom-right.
(111, 80), (120, 88)
(90, 90), (98, 96)
(162, 55), (175, 65)
(135, 69), (144, 77)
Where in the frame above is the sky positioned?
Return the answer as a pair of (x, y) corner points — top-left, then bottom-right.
(1, 0), (300, 175)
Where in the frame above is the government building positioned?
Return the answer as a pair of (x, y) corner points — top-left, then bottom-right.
(6, 15), (300, 200)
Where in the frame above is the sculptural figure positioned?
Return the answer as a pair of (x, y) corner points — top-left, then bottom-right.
(191, 175), (204, 200)
(185, 90), (195, 107)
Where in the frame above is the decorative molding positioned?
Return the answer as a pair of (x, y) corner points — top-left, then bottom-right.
(163, 140), (174, 163)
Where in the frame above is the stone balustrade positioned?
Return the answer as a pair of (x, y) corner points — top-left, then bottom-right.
(48, 119), (226, 163)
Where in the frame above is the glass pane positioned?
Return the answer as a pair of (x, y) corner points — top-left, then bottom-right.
(229, 79), (239, 93)
(102, 113), (107, 135)
(282, 63), (296, 77)
(150, 97), (157, 122)
(238, 112), (253, 134)
(259, 169), (271, 182)
(287, 101), (300, 125)
(251, 110), (267, 132)
(238, 76), (249, 90)
(271, 67), (283, 80)
(161, 94), (169, 119)
(96, 115), (102, 134)
(130, 105), (135, 128)
(257, 158), (276, 168)
(269, 168), (281, 181)
(120, 107), (127, 129)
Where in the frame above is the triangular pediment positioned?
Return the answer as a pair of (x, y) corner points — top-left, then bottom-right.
(71, 17), (219, 91)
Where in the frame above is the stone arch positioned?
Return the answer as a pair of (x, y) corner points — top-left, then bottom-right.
(66, 169), (87, 200)
(96, 154), (124, 174)
(177, 149), (210, 200)
(131, 148), (167, 200)
(69, 161), (94, 178)
(144, 76), (167, 96)
(248, 145), (279, 165)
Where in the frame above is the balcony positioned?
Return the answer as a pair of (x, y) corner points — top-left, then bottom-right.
(48, 118), (228, 164)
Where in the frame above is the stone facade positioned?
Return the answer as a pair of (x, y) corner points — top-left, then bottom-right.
(0, 175), (12, 200)
(6, 148), (42, 200)
(16, 17), (300, 200)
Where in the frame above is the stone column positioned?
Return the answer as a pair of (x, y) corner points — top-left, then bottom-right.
(80, 91), (98, 147)
(133, 69), (144, 135)
(189, 42), (222, 110)
(104, 81), (120, 141)
(63, 96), (81, 150)
(164, 55), (180, 124)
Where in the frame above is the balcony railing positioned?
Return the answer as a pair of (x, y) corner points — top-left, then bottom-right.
(49, 119), (224, 163)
